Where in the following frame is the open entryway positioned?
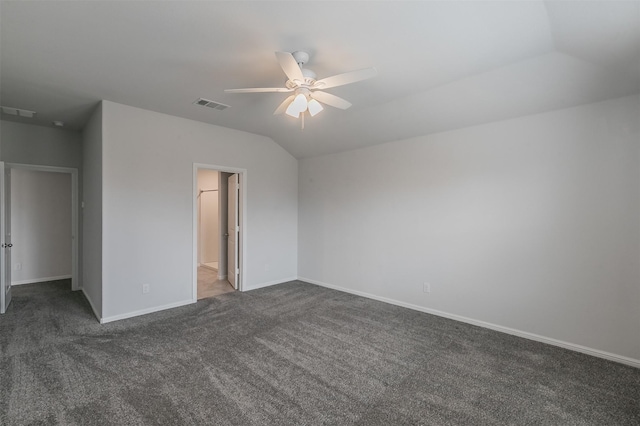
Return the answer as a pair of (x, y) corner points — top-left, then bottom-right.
(193, 164), (245, 301)
(0, 162), (79, 315)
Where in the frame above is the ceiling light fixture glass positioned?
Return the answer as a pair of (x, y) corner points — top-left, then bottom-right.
(285, 93), (308, 118)
(307, 99), (323, 117)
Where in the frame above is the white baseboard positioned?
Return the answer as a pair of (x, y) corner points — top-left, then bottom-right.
(81, 288), (102, 322)
(245, 276), (298, 291)
(12, 275), (72, 286)
(299, 277), (640, 369)
(100, 299), (195, 324)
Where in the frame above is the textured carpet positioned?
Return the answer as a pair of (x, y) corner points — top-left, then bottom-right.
(0, 280), (638, 425)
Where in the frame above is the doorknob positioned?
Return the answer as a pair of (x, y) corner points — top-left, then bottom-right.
(1, 243), (12, 248)
(224, 233), (229, 237)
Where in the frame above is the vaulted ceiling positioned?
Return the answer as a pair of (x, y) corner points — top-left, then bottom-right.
(1, 1), (639, 158)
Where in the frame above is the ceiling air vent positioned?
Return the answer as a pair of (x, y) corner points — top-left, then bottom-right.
(1, 106), (36, 118)
(193, 98), (230, 111)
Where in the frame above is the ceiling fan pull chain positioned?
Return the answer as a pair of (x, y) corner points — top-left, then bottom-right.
(301, 112), (305, 131)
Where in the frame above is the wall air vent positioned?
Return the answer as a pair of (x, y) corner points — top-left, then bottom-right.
(193, 98), (230, 111)
(1, 106), (36, 118)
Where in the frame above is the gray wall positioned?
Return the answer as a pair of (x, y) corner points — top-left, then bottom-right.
(1, 120), (82, 168)
(197, 169), (219, 265)
(298, 95), (640, 363)
(1, 119), (83, 292)
(11, 169), (72, 284)
(81, 104), (103, 318)
(100, 101), (298, 321)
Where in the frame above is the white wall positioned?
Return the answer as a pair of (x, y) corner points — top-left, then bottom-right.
(298, 95), (640, 363)
(82, 103), (103, 318)
(197, 169), (219, 265)
(101, 101), (298, 320)
(10, 169), (71, 284)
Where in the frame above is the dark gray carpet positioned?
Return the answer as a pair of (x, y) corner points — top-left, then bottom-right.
(0, 280), (638, 425)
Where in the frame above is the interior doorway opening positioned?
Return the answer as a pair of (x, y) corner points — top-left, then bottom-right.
(198, 169), (223, 275)
(1, 162), (79, 315)
(194, 165), (244, 300)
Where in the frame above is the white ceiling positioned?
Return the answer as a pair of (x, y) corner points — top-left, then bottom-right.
(1, 1), (639, 158)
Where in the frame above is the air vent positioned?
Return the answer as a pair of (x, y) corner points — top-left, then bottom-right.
(193, 98), (230, 111)
(1, 106), (36, 118)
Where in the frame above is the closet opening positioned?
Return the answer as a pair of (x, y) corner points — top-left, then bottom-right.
(193, 165), (245, 300)
(1, 163), (79, 315)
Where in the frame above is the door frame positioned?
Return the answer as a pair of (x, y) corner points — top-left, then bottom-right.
(192, 163), (247, 300)
(1, 162), (11, 313)
(5, 163), (80, 291)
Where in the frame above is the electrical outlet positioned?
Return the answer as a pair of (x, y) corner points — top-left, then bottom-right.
(142, 283), (150, 294)
(14, 263), (22, 271)
(423, 282), (431, 293)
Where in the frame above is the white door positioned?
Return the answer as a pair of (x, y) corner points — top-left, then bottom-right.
(227, 174), (239, 290)
(0, 163), (12, 314)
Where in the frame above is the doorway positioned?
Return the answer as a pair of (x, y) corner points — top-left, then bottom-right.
(193, 164), (245, 301)
(0, 162), (79, 314)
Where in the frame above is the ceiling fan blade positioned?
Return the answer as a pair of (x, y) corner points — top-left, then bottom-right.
(225, 87), (292, 93)
(310, 91), (352, 110)
(273, 95), (295, 115)
(275, 51), (304, 82)
(314, 67), (377, 89)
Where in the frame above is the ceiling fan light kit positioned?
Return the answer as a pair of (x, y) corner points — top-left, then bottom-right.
(225, 51), (376, 129)
(307, 99), (323, 117)
(285, 92), (309, 118)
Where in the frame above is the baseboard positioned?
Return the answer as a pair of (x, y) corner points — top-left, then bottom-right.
(81, 288), (102, 322)
(299, 277), (640, 369)
(12, 275), (72, 286)
(245, 276), (299, 291)
(100, 299), (195, 324)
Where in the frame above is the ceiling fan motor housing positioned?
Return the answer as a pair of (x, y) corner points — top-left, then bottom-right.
(292, 51), (310, 66)
(286, 68), (317, 89)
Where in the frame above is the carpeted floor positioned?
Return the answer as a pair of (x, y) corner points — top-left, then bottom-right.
(1, 280), (638, 425)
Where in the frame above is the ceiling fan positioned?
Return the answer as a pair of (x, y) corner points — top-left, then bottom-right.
(225, 51), (377, 128)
